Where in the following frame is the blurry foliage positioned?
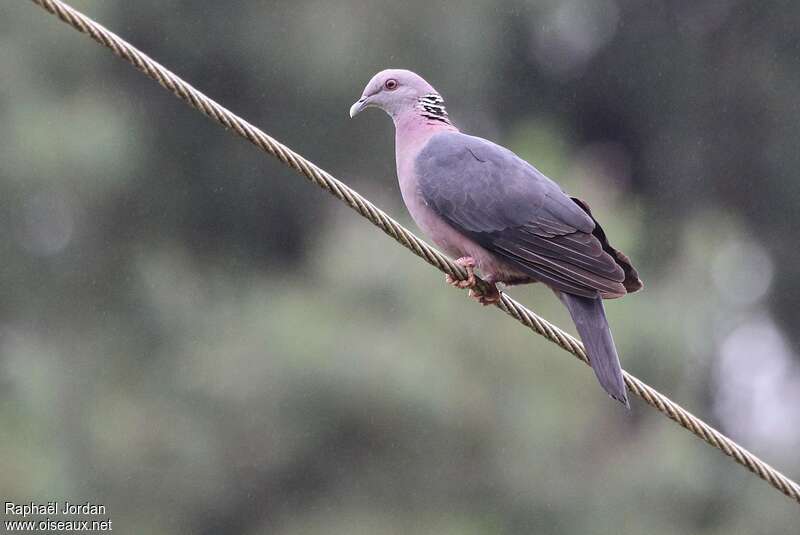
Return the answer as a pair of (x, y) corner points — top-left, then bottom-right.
(1, 1), (799, 533)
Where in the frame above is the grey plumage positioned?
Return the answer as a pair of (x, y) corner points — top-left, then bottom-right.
(560, 292), (629, 406)
(416, 132), (633, 298)
(416, 131), (639, 405)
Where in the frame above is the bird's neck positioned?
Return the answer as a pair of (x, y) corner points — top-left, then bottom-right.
(393, 94), (456, 129)
(414, 93), (452, 125)
(393, 94), (458, 155)
(394, 98), (458, 189)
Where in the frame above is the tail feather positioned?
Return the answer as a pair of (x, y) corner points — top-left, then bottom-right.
(560, 292), (629, 407)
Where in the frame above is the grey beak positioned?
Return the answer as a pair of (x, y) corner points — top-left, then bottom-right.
(349, 97), (368, 118)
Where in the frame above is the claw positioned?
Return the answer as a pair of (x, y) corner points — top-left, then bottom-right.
(445, 257), (477, 289)
(469, 286), (501, 306)
(444, 257), (501, 305)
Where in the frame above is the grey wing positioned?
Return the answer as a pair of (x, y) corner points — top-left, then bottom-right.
(416, 132), (629, 298)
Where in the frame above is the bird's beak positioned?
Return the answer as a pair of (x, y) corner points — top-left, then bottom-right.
(349, 96), (368, 118)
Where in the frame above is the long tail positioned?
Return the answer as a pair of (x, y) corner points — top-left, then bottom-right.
(560, 292), (629, 407)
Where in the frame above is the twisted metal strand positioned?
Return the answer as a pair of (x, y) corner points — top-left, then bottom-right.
(29, 0), (800, 505)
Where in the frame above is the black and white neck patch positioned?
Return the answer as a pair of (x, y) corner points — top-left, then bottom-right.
(417, 93), (451, 124)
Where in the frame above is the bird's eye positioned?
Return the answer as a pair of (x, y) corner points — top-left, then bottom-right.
(384, 79), (398, 90)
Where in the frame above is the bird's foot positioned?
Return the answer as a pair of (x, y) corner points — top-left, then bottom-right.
(445, 256), (478, 289)
(469, 284), (501, 306)
(445, 257), (501, 306)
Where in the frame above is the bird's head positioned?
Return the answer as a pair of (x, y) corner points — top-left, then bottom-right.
(349, 69), (446, 122)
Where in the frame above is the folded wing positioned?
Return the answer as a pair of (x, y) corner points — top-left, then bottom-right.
(416, 132), (641, 298)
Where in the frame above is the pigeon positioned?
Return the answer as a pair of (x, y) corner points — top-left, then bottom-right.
(350, 69), (642, 406)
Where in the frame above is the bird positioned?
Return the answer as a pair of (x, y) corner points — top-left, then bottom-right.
(349, 69), (642, 406)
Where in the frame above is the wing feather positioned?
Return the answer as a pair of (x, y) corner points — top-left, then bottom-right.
(416, 132), (638, 297)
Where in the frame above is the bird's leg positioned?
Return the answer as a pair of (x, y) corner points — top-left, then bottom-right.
(445, 257), (502, 306)
(445, 256), (477, 289)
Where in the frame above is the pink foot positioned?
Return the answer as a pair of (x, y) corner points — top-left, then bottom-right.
(445, 257), (501, 306)
(445, 256), (477, 289)
(469, 285), (501, 306)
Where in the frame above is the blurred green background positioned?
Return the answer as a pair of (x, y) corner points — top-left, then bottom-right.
(2, 1), (799, 533)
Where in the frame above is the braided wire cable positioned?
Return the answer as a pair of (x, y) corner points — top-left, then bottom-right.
(28, 0), (800, 505)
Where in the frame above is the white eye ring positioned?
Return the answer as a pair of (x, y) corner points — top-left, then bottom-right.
(384, 79), (398, 90)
